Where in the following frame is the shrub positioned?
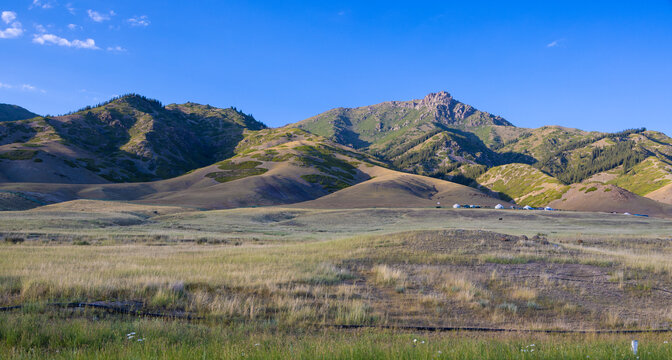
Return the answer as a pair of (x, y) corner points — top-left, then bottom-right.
(4, 237), (24, 244)
(0, 150), (37, 160)
(497, 302), (518, 313)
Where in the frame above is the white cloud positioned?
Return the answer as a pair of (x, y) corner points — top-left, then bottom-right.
(67, 23), (81, 30)
(0, 82), (45, 93)
(2, 11), (16, 24)
(547, 39), (561, 48)
(35, 24), (46, 33)
(22, 84), (46, 93)
(65, 3), (75, 14)
(107, 45), (126, 52)
(127, 15), (149, 27)
(30, 0), (54, 10)
(0, 11), (23, 39)
(87, 9), (114, 22)
(33, 33), (99, 49)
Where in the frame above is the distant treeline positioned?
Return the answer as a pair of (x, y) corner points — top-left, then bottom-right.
(59, 94), (164, 116)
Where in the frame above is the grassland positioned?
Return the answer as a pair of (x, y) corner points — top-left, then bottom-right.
(2, 203), (672, 358)
(477, 163), (569, 206)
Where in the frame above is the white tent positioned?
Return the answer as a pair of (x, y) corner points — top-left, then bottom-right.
(494, 204), (505, 209)
(453, 204), (461, 209)
(523, 205), (534, 210)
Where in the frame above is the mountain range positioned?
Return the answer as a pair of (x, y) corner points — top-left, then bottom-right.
(1, 92), (671, 217)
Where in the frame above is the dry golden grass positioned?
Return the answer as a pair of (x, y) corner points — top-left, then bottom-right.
(2, 207), (672, 331)
(371, 265), (405, 287)
(509, 286), (537, 301)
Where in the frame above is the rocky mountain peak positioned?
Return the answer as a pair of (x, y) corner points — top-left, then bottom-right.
(419, 91), (454, 109)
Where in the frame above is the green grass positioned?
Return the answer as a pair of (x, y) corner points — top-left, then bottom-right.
(216, 160), (263, 170)
(607, 157), (672, 195)
(293, 145), (358, 180)
(250, 150), (295, 162)
(205, 160), (269, 182)
(3, 207), (672, 358)
(2, 313), (672, 359)
(477, 164), (568, 207)
(206, 168), (268, 183)
(0, 150), (38, 160)
(301, 174), (351, 192)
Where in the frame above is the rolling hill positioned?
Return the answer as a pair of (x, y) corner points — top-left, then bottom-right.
(476, 163), (569, 207)
(0, 103), (38, 122)
(295, 165), (507, 209)
(0, 94), (266, 183)
(548, 182), (672, 218)
(290, 92), (672, 211)
(0, 127), (463, 209)
(2, 92), (672, 217)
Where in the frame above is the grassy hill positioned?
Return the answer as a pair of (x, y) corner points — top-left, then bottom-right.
(293, 91), (526, 176)
(0, 103), (38, 122)
(292, 92), (672, 191)
(548, 182), (672, 218)
(0, 126), (505, 210)
(0, 95), (266, 183)
(3, 92), (672, 215)
(476, 163), (569, 207)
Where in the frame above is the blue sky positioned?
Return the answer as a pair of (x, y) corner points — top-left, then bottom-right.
(1, 1), (671, 134)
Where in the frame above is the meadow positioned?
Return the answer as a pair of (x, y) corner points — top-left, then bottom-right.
(2, 201), (672, 358)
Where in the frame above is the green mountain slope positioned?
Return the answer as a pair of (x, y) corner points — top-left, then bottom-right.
(476, 163), (569, 207)
(297, 92), (506, 145)
(0, 103), (38, 122)
(3, 92), (672, 215)
(291, 92), (672, 209)
(0, 94), (266, 183)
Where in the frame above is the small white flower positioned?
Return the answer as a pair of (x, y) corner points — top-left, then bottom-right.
(413, 339), (417, 343)
(421, 340), (425, 344)
(255, 343), (260, 346)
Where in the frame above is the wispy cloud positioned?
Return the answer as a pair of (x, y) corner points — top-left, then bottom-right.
(0, 11), (23, 39)
(30, 0), (55, 10)
(65, 2), (75, 14)
(67, 23), (80, 30)
(0, 81), (45, 93)
(107, 45), (126, 52)
(87, 9), (114, 22)
(33, 33), (99, 49)
(127, 15), (149, 27)
(546, 39), (562, 48)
